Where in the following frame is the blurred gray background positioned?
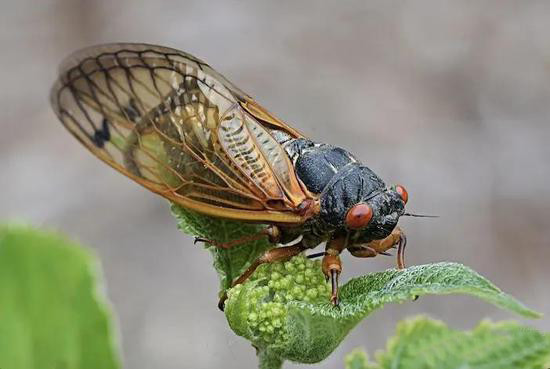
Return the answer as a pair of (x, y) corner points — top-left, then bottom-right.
(2, 0), (550, 368)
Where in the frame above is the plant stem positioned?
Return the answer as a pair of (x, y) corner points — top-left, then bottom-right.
(258, 349), (284, 369)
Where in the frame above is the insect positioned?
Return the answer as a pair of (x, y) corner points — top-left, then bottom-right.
(51, 43), (414, 308)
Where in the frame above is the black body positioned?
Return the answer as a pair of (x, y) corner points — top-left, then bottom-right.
(273, 135), (406, 249)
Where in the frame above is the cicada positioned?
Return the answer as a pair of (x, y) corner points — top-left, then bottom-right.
(51, 43), (412, 307)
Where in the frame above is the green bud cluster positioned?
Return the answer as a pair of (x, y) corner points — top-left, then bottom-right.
(226, 254), (331, 347)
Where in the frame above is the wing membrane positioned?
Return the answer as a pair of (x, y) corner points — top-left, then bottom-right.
(51, 43), (309, 223)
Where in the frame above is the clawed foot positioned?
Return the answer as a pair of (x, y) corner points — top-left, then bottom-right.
(194, 237), (211, 245)
(329, 269), (340, 308)
(331, 294), (340, 307)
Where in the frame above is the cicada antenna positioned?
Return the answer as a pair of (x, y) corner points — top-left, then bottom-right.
(402, 212), (439, 218)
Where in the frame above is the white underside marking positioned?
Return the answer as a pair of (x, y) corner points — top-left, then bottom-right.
(278, 234), (303, 247)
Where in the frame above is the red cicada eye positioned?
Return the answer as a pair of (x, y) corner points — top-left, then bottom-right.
(345, 203), (373, 230)
(396, 185), (408, 204)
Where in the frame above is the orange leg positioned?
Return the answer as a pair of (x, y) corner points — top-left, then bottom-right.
(321, 237), (347, 306)
(218, 242), (307, 310)
(194, 225), (280, 250)
(348, 226), (407, 269)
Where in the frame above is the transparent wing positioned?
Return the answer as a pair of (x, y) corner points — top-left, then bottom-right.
(50, 43), (309, 223)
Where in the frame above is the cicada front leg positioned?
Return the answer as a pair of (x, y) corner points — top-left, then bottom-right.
(348, 226), (407, 269)
(321, 237), (347, 307)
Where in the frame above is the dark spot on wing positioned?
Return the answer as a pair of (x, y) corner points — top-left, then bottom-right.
(122, 98), (141, 121)
(93, 118), (111, 148)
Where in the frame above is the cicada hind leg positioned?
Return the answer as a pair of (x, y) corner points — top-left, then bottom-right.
(194, 225), (280, 250)
(217, 241), (308, 311)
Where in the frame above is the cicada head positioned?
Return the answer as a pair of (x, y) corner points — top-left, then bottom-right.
(319, 165), (407, 245)
(345, 185), (407, 245)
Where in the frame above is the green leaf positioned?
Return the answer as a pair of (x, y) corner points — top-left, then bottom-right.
(345, 349), (377, 369)
(345, 316), (550, 369)
(224, 258), (541, 364)
(170, 205), (542, 367)
(0, 224), (120, 369)
(258, 349), (285, 369)
(171, 204), (273, 291)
